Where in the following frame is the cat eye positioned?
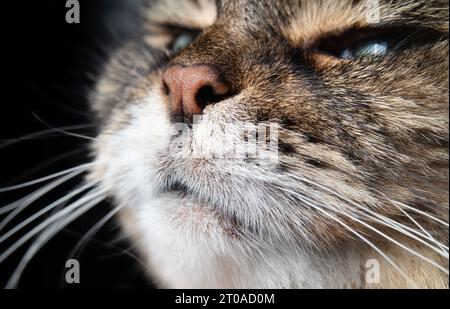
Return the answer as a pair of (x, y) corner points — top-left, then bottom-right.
(315, 26), (446, 60)
(339, 40), (389, 59)
(169, 30), (200, 53)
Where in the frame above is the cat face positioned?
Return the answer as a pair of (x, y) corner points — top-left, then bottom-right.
(91, 0), (449, 288)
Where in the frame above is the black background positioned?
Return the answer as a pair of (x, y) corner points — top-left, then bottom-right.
(1, 0), (449, 298)
(1, 0), (151, 288)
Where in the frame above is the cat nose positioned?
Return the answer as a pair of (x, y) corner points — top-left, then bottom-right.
(162, 65), (230, 123)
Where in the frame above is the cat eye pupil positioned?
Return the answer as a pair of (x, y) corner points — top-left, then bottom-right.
(171, 32), (196, 53)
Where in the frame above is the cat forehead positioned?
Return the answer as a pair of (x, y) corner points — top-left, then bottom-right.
(146, 0), (447, 44)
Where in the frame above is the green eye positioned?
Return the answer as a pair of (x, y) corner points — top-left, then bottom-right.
(170, 32), (197, 53)
(316, 25), (445, 61)
(340, 40), (389, 59)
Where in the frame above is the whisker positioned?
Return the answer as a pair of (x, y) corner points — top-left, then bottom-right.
(335, 207), (449, 274)
(0, 124), (96, 150)
(0, 163), (95, 193)
(69, 203), (124, 259)
(5, 194), (106, 289)
(0, 188), (107, 265)
(5, 148), (87, 186)
(283, 186), (449, 274)
(382, 198), (448, 254)
(57, 225), (152, 287)
(0, 181), (98, 245)
(383, 197), (449, 228)
(286, 174), (448, 255)
(31, 112), (96, 141)
(276, 186), (418, 287)
(380, 215), (449, 251)
(102, 229), (157, 274)
(31, 84), (93, 117)
(352, 203), (449, 251)
(359, 211), (449, 258)
(308, 188), (449, 257)
(0, 169), (88, 229)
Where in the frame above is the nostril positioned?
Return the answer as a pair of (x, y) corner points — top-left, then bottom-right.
(195, 84), (234, 110)
(162, 80), (170, 96)
(195, 85), (216, 109)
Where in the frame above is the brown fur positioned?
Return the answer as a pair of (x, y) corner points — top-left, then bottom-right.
(92, 0), (449, 288)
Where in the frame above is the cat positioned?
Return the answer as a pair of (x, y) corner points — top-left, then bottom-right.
(3, 0), (448, 288)
(89, 0), (449, 288)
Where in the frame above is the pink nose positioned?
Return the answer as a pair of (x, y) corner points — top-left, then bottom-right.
(162, 65), (230, 122)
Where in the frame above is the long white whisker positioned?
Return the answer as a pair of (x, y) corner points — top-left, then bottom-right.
(354, 204), (449, 253)
(31, 112), (96, 142)
(5, 195), (106, 289)
(0, 125), (95, 150)
(7, 148), (86, 186)
(380, 197), (448, 254)
(334, 207), (449, 274)
(69, 204), (124, 259)
(384, 197), (449, 228)
(374, 190), (448, 248)
(0, 188), (107, 265)
(58, 233), (152, 287)
(0, 163), (95, 193)
(286, 174), (449, 255)
(276, 186), (418, 287)
(0, 169), (88, 230)
(359, 210), (449, 258)
(288, 173), (448, 229)
(310, 187), (449, 257)
(0, 182), (98, 245)
(378, 214), (449, 251)
(285, 186), (448, 274)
